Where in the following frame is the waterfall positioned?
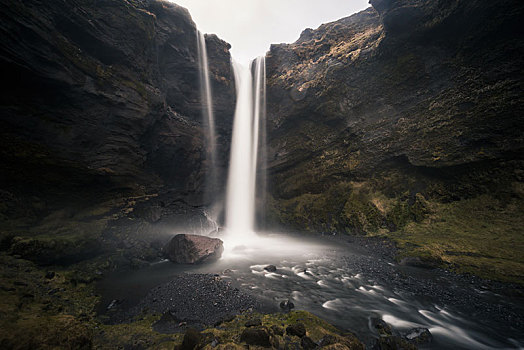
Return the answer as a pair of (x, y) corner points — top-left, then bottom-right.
(196, 30), (218, 206)
(225, 57), (266, 245)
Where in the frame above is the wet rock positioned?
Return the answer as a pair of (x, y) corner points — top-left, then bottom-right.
(106, 299), (122, 311)
(245, 318), (262, 327)
(280, 299), (295, 312)
(264, 264), (277, 272)
(163, 234), (224, 264)
(240, 328), (271, 347)
(286, 322), (306, 338)
(371, 318), (392, 336)
(301, 336), (317, 349)
(402, 327), (432, 345)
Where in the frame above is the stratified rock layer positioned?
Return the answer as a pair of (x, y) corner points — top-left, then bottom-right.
(265, 0), (524, 282)
(0, 0), (235, 221)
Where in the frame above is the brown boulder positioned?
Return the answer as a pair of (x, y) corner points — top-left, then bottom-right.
(163, 234), (223, 264)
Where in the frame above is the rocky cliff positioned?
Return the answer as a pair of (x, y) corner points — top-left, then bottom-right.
(265, 0), (524, 282)
(0, 0), (234, 264)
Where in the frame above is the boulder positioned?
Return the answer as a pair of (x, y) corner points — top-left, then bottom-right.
(402, 327), (432, 345)
(240, 328), (271, 347)
(286, 323), (306, 338)
(264, 264), (277, 272)
(163, 234), (223, 264)
(279, 299), (295, 312)
(371, 318), (392, 336)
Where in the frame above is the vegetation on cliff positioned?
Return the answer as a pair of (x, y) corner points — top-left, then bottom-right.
(265, 0), (524, 284)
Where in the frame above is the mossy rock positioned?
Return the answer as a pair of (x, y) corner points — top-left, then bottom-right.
(191, 311), (364, 350)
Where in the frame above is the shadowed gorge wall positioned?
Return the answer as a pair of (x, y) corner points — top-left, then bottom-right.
(0, 0), (235, 227)
(265, 0), (524, 282)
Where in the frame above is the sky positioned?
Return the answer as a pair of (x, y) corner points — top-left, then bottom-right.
(171, 0), (371, 63)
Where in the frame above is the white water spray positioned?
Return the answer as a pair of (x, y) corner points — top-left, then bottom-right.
(196, 30), (218, 204)
(225, 57), (266, 247)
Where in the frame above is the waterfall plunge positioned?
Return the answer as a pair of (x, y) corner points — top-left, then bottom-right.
(225, 57), (266, 247)
(197, 31), (218, 206)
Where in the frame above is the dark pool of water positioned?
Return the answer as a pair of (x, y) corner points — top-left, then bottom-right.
(97, 233), (524, 349)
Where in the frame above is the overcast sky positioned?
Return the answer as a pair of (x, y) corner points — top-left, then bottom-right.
(171, 0), (370, 63)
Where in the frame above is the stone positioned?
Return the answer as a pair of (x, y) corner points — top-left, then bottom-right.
(286, 323), (306, 338)
(402, 327), (432, 344)
(301, 336), (317, 349)
(264, 265), (277, 272)
(163, 234), (224, 264)
(319, 334), (338, 347)
(280, 299), (295, 311)
(240, 328), (271, 347)
(371, 318), (392, 336)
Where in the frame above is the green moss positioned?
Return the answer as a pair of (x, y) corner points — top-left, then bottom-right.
(199, 311), (363, 349)
(343, 191), (383, 233)
(388, 195), (524, 284)
(269, 162), (523, 284)
(96, 314), (179, 350)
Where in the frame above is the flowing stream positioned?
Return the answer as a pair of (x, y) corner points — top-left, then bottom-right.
(97, 233), (524, 349)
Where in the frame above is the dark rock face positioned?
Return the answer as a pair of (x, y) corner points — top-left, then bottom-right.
(371, 318), (393, 336)
(163, 234), (223, 264)
(264, 264), (277, 272)
(0, 0), (235, 225)
(264, 0), (524, 278)
(240, 328), (271, 347)
(286, 322), (307, 337)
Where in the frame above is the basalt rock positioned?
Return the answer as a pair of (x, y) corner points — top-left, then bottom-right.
(264, 0), (524, 249)
(286, 322), (307, 338)
(240, 328), (271, 347)
(163, 234), (224, 264)
(0, 0), (235, 228)
(402, 327), (432, 345)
